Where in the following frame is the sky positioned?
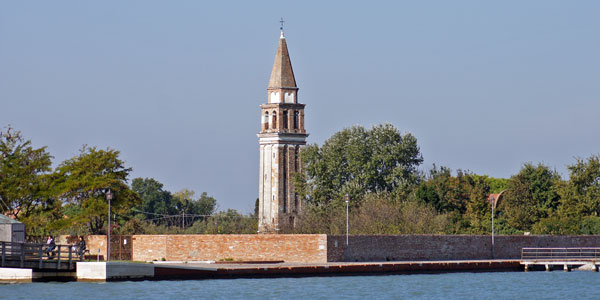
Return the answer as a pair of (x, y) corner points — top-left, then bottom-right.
(1, 1), (599, 213)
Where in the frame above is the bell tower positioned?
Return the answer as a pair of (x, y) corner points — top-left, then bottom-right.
(257, 26), (308, 233)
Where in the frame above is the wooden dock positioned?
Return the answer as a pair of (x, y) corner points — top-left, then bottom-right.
(520, 247), (600, 272)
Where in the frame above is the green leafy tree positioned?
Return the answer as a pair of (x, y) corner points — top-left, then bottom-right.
(500, 163), (561, 232)
(131, 177), (174, 224)
(0, 126), (62, 237)
(172, 189), (217, 229)
(299, 123), (423, 207)
(0, 126), (54, 219)
(558, 155), (600, 218)
(54, 146), (141, 234)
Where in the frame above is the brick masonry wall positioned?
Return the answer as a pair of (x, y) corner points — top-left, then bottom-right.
(327, 235), (600, 262)
(132, 234), (327, 263)
(58, 235), (106, 259)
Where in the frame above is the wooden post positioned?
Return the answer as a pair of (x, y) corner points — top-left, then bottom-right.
(20, 243), (25, 268)
(56, 245), (61, 270)
(545, 264), (551, 272)
(1, 242), (5, 267)
(524, 264), (529, 272)
(119, 236), (122, 261)
(68, 246), (73, 270)
(38, 244), (43, 269)
(563, 264), (570, 272)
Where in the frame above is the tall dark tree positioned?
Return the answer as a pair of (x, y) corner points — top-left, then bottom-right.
(131, 177), (174, 224)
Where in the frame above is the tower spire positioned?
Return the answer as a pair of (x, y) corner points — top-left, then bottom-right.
(257, 29), (308, 233)
(268, 21), (296, 89)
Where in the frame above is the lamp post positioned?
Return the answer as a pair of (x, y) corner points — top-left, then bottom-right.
(106, 189), (113, 262)
(345, 193), (349, 246)
(491, 196), (495, 259)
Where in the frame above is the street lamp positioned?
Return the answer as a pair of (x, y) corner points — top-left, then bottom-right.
(106, 189), (113, 262)
(491, 196), (495, 259)
(345, 193), (349, 246)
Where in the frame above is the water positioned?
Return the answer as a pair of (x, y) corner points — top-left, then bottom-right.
(2, 271), (599, 300)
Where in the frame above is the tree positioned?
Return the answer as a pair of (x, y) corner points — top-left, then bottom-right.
(500, 163), (560, 232)
(0, 126), (54, 219)
(299, 123), (423, 207)
(558, 155), (600, 218)
(131, 177), (174, 225)
(172, 189), (217, 229)
(54, 146), (141, 234)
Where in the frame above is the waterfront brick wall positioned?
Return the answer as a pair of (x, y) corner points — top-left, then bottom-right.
(327, 235), (600, 262)
(57, 235), (107, 259)
(132, 234), (328, 263)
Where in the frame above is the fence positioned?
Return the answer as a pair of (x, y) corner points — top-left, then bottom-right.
(521, 247), (600, 260)
(0, 241), (83, 270)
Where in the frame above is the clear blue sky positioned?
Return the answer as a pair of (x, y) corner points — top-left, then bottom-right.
(2, 1), (599, 213)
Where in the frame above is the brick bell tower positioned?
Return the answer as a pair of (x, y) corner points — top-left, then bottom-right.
(257, 26), (308, 233)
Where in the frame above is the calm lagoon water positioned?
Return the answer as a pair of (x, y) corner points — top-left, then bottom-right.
(2, 271), (600, 300)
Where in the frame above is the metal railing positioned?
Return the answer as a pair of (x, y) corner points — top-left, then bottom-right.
(521, 247), (600, 260)
(0, 241), (84, 270)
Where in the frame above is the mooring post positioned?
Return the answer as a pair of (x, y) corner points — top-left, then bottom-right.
(524, 264), (529, 272)
(545, 264), (551, 272)
(20, 243), (25, 268)
(57, 245), (61, 270)
(38, 244), (43, 269)
(563, 264), (570, 272)
(1, 242), (5, 267)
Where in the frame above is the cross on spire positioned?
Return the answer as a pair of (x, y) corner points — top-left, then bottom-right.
(279, 17), (285, 31)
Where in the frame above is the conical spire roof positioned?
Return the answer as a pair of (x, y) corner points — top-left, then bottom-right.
(268, 33), (297, 89)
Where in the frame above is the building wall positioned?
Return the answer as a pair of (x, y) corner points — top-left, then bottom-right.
(132, 234), (327, 263)
(327, 235), (600, 262)
(57, 235), (107, 259)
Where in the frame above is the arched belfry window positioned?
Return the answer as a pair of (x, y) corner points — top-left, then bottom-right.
(264, 112), (269, 130)
(294, 111), (299, 130)
(283, 110), (288, 129)
(272, 111), (277, 130)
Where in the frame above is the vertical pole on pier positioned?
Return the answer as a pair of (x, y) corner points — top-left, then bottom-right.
(20, 243), (25, 268)
(2, 242), (5, 267)
(491, 196), (495, 259)
(38, 244), (43, 269)
(57, 245), (61, 270)
(68, 245), (73, 270)
(345, 194), (349, 246)
(106, 189), (113, 262)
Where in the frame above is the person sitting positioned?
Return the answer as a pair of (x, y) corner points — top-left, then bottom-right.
(45, 235), (56, 258)
(77, 236), (87, 260)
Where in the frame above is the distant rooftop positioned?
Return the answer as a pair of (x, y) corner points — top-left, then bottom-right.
(0, 214), (22, 224)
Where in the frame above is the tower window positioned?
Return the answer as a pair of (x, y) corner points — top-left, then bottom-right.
(272, 111), (277, 130)
(294, 111), (299, 129)
(264, 112), (269, 130)
(283, 111), (288, 129)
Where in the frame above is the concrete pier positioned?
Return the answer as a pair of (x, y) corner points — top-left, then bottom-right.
(0, 267), (32, 282)
(76, 262), (154, 281)
(72, 260), (521, 281)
